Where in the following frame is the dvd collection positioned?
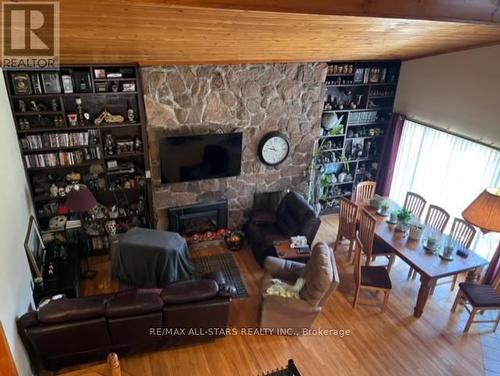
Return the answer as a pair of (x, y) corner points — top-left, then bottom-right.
(20, 130), (99, 151)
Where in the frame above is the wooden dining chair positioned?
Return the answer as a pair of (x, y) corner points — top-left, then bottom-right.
(430, 218), (477, 294)
(353, 235), (392, 311)
(451, 271), (500, 333)
(354, 181), (377, 203)
(403, 191), (427, 219)
(409, 204), (451, 280)
(334, 198), (359, 261)
(424, 204), (451, 233)
(450, 218), (477, 289)
(358, 208), (397, 273)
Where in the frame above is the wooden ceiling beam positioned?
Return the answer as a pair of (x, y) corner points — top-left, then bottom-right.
(148, 0), (500, 25)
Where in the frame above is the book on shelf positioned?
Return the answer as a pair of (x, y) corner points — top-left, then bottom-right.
(24, 147), (101, 168)
(20, 130), (98, 151)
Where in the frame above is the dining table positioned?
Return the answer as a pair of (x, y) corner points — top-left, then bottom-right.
(360, 198), (489, 318)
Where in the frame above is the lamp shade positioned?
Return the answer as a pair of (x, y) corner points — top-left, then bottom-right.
(462, 188), (500, 233)
(65, 185), (98, 213)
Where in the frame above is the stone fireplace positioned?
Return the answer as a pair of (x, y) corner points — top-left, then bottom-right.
(168, 200), (228, 235)
(141, 63), (327, 229)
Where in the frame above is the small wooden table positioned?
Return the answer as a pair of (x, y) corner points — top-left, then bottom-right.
(360, 199), (489, 318)
(273, 240), (311, 261)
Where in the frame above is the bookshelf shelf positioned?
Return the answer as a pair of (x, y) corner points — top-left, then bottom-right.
(311, 60), (400, 215)
(4, 64), (152, 250)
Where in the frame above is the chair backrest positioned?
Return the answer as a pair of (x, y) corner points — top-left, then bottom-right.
(449, 218), (476, 249)
(354, 237), (363, 288)
(338, 198), (358, 239)
(358, 208), (376, 260)
(403, 191), (427, 219)
(354, 181), (376, 203)
(300, 243), (340, 307)
(425, 204), (450, 233)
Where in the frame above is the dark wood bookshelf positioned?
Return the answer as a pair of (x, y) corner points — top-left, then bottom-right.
(310, 60), (401, 215)
(4, 64), (152, 256)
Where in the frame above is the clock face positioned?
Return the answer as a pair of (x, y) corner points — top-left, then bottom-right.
(259, 133), (290, 166)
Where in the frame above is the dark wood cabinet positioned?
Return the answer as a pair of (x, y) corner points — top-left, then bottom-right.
(4, 64), (152, 255)
(310, 60), (400, 215)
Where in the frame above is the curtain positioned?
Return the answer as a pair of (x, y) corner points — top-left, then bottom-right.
(389, 119), (500, 260)
(376, 113), (405, 196)
(483, 244), (500, 285)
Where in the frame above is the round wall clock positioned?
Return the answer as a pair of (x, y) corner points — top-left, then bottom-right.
(258, 131), (290, 166)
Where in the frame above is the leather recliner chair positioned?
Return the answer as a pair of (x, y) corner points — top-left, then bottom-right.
(17, 274), (233, 371)
(259, 242), (340, 335)
(245, 191), (321, 265)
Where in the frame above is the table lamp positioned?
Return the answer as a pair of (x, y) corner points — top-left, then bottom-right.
(462, 188), (500, 285)
(65, 184), (98, 279)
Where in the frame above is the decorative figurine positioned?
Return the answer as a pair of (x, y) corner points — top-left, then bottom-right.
(94, 109), (125, 125)
(49, 183), (58, 197)
(51, 98), (58, 112)
(134, 136), (143, 151)
(18, 100), (27, 112)
(105, 220), (117, 236)
(127, 108), (135, 123)
(75, 97), (85, 125)
(104, 134), (116, 155)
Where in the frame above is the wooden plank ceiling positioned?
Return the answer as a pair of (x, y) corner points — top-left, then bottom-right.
(53, 1), (500, 65)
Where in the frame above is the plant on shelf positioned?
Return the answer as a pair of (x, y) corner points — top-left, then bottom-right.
(340, 155), (350, 173)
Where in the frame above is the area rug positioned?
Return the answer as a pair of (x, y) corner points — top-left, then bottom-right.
(193, 253), (249, 299)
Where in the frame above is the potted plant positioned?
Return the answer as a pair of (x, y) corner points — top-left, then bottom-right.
(379, 200), (390, 215)
(409, 222), (425, 240)
(395, 208), (412, 232)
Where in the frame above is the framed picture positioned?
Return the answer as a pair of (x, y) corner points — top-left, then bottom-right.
(368, 68), (380, 83)
(24, 216), (45, 283)
(95, 82), (108, 92)
(93, 68), (106, 79)
(11, 73), (32, 95)
(353, 68), (364, 84)
(121, 82), (136, 92)
(61, 75), (74, 93)
(41, 73), (61, 94)
(31, 73), (43, 94)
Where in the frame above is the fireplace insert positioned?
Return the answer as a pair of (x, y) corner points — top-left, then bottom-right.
(168, 200), (228, 235)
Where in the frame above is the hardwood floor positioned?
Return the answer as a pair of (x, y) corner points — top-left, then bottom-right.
(62, 214), (484, 376)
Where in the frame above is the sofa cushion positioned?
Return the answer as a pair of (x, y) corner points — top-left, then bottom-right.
(260, 223), (290, 243)
(106, 289), (164, 318)
(38, 296), (108, 324)
(299, 244), (333, 306)
(161, 279), (219, 305)
(276, 192), (316, 236)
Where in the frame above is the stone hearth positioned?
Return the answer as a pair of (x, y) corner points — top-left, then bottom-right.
(142, 63), (327, 229)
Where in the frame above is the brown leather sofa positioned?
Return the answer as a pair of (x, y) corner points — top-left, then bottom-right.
(17, 274), (234, 371)
(245, 191), (321, 265)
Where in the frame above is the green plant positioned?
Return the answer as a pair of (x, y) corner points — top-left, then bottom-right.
(339, 155), (350, 173)
(328, 114), (344, 136)
(381, 201), (390, 211)
(396, 208), (412, 224)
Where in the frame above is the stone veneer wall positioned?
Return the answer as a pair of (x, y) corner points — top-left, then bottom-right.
(141, 63), (327, 229)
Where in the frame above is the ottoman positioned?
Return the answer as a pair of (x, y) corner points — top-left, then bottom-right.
(111, 227), (194, 288)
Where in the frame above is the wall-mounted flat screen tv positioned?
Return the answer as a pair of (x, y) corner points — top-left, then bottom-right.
(160, 132), (242, 183)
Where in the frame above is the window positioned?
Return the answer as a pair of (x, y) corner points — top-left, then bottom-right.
(390, 119), (500, 259)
